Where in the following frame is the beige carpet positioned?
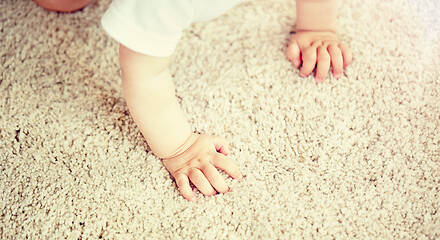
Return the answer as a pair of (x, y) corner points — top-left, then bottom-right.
(1, 0), (439, 239)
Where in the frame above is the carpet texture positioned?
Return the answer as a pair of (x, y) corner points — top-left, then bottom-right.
(1, 0), (439, 239)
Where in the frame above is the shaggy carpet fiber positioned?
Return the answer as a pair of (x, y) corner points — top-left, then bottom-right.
(1, 0), (439, 239)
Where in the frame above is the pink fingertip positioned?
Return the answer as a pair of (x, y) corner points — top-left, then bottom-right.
(315, 77), (324, 84)
(189, 196), (197, 202)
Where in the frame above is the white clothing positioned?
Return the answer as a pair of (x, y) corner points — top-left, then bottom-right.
(101, 0), (246, 57)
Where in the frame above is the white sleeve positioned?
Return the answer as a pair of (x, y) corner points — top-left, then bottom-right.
(101, 0), (195, 57)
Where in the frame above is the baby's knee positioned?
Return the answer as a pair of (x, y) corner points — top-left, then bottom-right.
(33, 0), (92, 12)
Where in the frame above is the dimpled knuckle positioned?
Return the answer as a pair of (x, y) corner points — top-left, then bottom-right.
(311, 41), (322, 48)
(199, 164), (211, 173)
(184, 157), (201, 169)
(196, 157), (204, 164)
(187, 168), (199, 177)
(328, 47), (340, 56)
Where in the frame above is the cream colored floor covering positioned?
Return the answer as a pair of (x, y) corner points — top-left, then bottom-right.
(1, 0), (439, 239)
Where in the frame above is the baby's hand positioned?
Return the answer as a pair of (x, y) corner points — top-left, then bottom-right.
(162, 133), (243, 202)
(287, 30), (352, 83)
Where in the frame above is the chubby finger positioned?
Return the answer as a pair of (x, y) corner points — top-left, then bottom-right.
(188, 168), (216, 196)
(175, 173), (197, 202)
(286, 37), (301, 68)
(211, 154), (243, 180)
(201, 164), (229, 193)
(212, 136), (230, 156)
(328, 44), (343, 78)
(339, 43), (353, 68)
(300, 46), (317, 77)
(315, 45), (331, 83)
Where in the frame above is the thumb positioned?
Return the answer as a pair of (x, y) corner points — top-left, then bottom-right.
(212, 136), (230, 156)
(287, 37), (301, 68)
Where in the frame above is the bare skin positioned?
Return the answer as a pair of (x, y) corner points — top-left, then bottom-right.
(33, 0), (93, 12)
(36, 0), (353, 200)
(287, 0), (353, 83)
(119, 45), (243, 202)
(162, 133), (243, 201)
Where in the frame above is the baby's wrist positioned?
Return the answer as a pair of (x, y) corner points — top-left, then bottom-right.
(161, 132), (198, 160)
(295, 0), (339, 34)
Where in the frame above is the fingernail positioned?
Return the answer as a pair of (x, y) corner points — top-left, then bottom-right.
(300, 73), (306, 77)
(189, 196), (197, 202)
(237, 174), (244, 180)
(335, 73), (341, 79)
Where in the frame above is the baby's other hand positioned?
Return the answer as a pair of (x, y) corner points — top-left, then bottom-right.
(162, 133), (243, 202)
(287, 30), (352, 83)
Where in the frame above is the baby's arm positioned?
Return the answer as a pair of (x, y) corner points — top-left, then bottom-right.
(119, 45), (243, 201)
(287, 0), (353, 83)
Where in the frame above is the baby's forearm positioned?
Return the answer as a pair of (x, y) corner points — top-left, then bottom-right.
(119, 44), (192, 158)
(295, 0), (340, 32)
